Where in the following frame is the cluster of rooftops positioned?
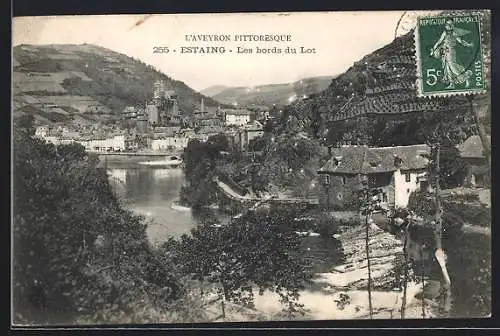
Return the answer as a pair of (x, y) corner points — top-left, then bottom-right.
(318, 144), (431, 174)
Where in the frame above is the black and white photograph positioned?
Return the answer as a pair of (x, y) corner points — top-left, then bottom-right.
(11, 10), (491, 325)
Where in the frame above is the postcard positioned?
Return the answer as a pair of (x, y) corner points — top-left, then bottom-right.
(12, 10), (491, 325)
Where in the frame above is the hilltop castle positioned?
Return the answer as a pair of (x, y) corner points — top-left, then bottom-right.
(121, 80), (182, 132)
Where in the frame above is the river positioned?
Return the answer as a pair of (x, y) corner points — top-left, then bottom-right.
(107, 165), (196, 245)
(107, 163), (343, 271)
(106, 164), (490, 318)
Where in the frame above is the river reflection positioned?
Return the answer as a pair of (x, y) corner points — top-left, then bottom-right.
(107, 164), (344, 271)
(108, 165), (196, 245)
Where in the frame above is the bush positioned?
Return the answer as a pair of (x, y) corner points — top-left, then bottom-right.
(12, 115), (183, 324)
(164, 207), (314, 316)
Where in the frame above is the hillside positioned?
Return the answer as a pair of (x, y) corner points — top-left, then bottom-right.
(12, 44), (223, 125)
(200, 85), (229, 98)
(208, 75), (336, 107)
(280, 30), (491, 148)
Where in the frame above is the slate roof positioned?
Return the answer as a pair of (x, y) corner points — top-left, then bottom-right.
(318, 144), (430, 174)
(221, 109), (253, 116)
(195, 112), (219, 120)
(239, 120), (263, 131)
(154, 126), (181, 136)
(457, 135), (490, 159)
(198, 125), (225, 134)
(165, 90), (177, 98)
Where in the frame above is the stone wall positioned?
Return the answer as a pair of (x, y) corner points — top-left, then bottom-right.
(318, 173), (360, 210)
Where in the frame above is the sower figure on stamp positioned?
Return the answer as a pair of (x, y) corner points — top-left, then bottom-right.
(430, 19), (474, 89)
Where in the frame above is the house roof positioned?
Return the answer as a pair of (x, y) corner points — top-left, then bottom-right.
(198, 125), (225, 134)
(222, 109), (253, 116)
(165, 90), (177, 98)
(154, 126), (180, 136)
(457, 135), (490, 159)
(239, 120), (263, 131)
(318, 144), (430, 174)
(195, 112), (219, 120)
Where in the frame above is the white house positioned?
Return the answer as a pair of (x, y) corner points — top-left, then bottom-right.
(317, 144), (431, 211)
(35, 125), (49, 138)
(223, 109), (253, 126)
(151, 136), (189, 152)
(88, 135), (127, 151)
(43, 136), (61, 146)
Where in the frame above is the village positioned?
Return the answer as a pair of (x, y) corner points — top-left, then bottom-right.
(32, 78), (491, 211)
(33, 79), (269, 154)
(26, 75), (492, 323)
(12, 10), (492, 325)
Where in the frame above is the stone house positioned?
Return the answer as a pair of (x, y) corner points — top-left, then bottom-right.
(317, 144), (431, 211)
(86, 134), (133, 152)
(456, 135), (491, 188)
(146, 104), (159, 124)
(198, 125), (225, 138)
(234, 120), (264, 151)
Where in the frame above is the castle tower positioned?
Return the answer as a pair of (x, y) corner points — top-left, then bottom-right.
(153, 80), (166, 100)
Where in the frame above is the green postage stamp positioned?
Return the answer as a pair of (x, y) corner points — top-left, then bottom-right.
(415, 13), (485, 97)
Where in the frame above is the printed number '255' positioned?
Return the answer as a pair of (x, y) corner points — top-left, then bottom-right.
(426, 68), (442, 86)
(153, 47), (169, 53)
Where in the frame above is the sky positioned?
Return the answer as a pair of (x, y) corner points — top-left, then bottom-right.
(12, 11), (417, 92)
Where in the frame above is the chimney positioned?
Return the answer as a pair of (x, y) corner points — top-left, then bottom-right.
(394, 154), (402, 167)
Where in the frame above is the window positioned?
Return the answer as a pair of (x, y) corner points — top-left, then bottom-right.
(341, 176), (346, 185)
(337, 193), (343, 200)
(324, 175), (330, 185)
(405, 172), (411, 182)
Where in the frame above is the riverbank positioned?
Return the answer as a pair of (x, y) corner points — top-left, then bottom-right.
(93, 151), (182, 166)
(198, 221), (430, 322)
(106, 161), (485, 321)
(252, 222), (428, 320)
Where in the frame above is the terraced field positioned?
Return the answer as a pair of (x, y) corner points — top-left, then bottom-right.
(12, 43), (222, 125)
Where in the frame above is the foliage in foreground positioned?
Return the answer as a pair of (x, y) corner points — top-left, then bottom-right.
(180, 131), (328, 209)
(406, 191), (491, 317)
(13, 115), (183, 324)
(163, 207), (314, 318)
(13, 116), (314, 324)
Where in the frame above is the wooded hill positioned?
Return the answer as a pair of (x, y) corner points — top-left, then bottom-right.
(12, 44), (223, 126)
(205, 75), (336, 107)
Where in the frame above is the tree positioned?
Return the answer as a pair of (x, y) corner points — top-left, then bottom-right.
(164, 207), (313, 318)
(12, 117), (183, 324)
(356, 175), (380, 319)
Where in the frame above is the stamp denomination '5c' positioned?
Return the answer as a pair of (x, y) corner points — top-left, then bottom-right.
(415, 14), (485, 97)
